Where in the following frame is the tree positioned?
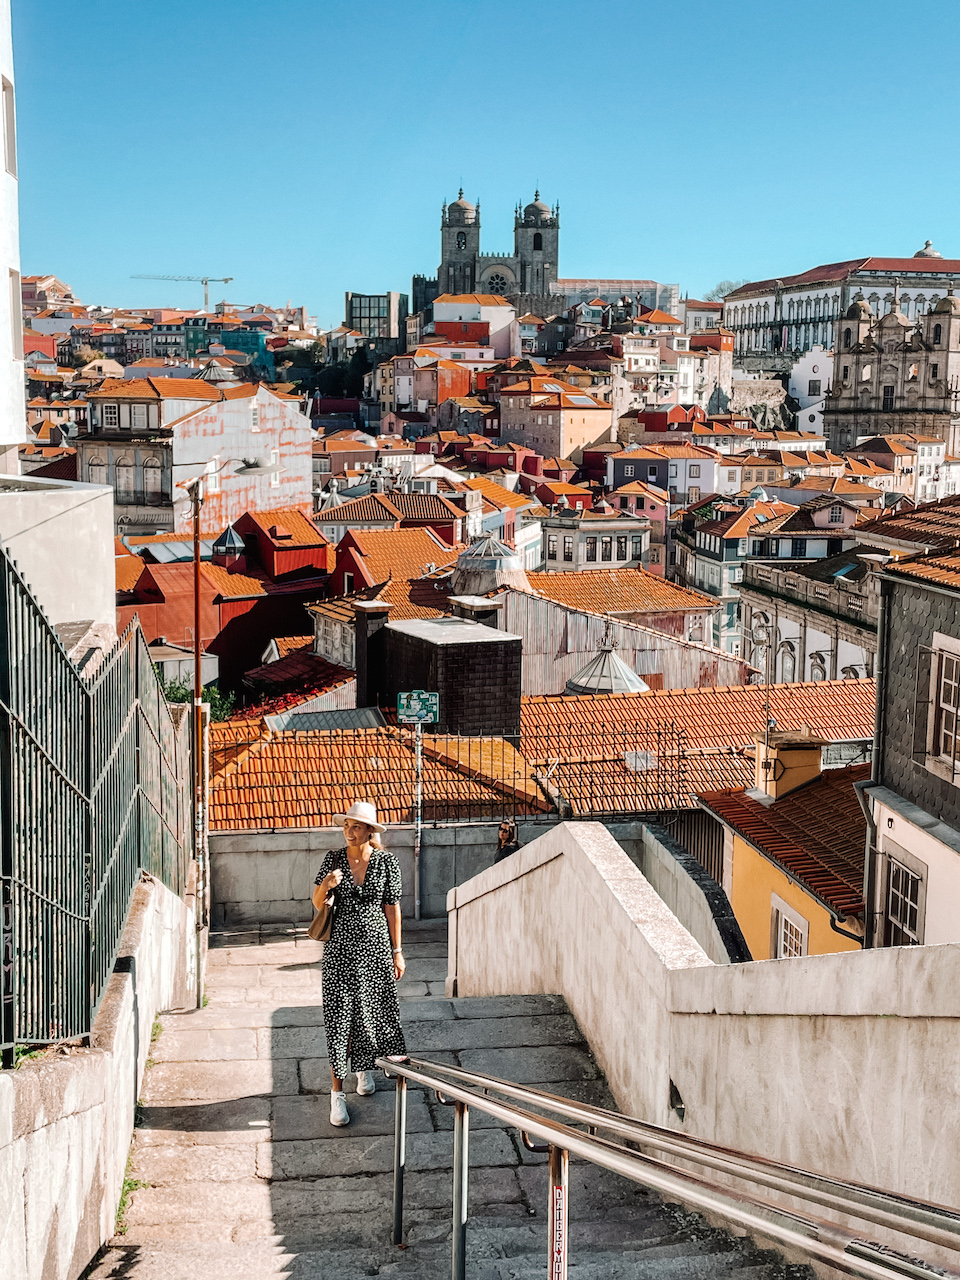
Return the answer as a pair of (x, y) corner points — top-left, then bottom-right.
(71, 344), (105, 368)
(344, 346), (371, 398)
(159, 675), (236, 722)
(703, 279), (747, 302)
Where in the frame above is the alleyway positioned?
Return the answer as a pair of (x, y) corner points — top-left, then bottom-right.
(87, 921), (806, 1279)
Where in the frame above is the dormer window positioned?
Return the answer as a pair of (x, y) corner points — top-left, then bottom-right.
(829, 503), (843, 524)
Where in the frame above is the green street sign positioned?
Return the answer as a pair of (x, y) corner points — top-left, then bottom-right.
(397, 690), (440, 723)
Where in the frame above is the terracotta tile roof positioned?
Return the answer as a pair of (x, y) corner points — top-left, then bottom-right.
(433, 293), (514, 307)
(519, 680), (876, 811)
(320, 493), (401, 523)
(222, 383), (257, 400)
(28, 453), (79, 481)
(637, 309), (681, 324)
(697, 763), (870, 918)
(525, 569), (714, 615)
(275, 635), (313, 657)
(116, 554), (146, 594)
(609, 481), (669, 502)
(461, 476), (533, 510)
(245, 506), (327, 547)
(856, 494), (960, 551)
(348, 527), (460, 585)
(698, 500), (795, 540)
(208, 725), (549, 830)
(883, 549), (960, 590)
(388, 492), (465, 521)
(243, 650), (353, 695)
(199, 562), (268, 599)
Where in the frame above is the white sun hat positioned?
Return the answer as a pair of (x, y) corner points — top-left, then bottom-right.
(332, 800), (386, 833)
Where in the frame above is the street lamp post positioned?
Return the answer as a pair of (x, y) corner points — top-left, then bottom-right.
(175, 457), (281, 1007)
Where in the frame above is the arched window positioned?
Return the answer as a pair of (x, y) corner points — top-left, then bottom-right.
(88, 457), (107, 486)
(533, 232), (542, 251)
(143, 459), (162, 502)
(780, 644), (796, 683)
(115, 457), (134, 500)
(934, 323), (942, 345)
(456, 232), (466, 250)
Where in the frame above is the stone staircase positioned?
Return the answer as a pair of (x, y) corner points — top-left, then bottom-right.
(87, 921), (811, 1280)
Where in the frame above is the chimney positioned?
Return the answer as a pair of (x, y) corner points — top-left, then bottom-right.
(353, 600), (393, 707)
(448, 595), (504, 629)
(752, 727), (827, 801)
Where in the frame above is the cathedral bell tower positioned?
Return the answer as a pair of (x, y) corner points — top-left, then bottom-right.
(513, 192), (559, 297)
(439, 190), (480, 295)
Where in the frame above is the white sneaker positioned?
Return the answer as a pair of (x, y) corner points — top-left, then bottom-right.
(356, 1070), (376, 1096)
(329, 1092), (350, 1126)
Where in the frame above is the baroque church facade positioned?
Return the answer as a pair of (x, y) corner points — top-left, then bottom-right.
(413, 191), (561, 317)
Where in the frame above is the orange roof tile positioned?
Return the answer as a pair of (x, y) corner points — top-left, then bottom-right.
(115, 554), (146, 594)
(525, 569), (714, 616)
(433, 293), (514, 307)
(348, 527), (460, 585)
(461, 476), (534, 510)
(199, 562), (268, 599)
(698, 763), (870, 918)
(519, 680), (876, 811)
(207, 725), (549, 830)
(245, 506), (327, 547)
(884, 549), (960, 590)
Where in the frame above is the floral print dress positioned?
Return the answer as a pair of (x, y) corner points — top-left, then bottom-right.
(315, 847), (406, 1080)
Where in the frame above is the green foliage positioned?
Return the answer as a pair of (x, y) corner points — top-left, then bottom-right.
(70, 344), (105, 368)
(158, 676), (236, 723)
(115, 1156), (149, 1235)
(14, 1044), (47, 1067)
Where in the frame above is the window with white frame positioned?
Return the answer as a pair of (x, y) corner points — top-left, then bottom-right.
(771, 895), (808, 958)
(270, 447), (280, 487)
(883, 843), (925, 946)
(624, 464), (634, 477)
(2, 77), (15, 177)
(131, 404), (147, 429)
(102, 404), (119, 428)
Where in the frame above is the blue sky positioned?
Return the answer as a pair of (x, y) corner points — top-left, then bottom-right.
(13, 0), (959, 326)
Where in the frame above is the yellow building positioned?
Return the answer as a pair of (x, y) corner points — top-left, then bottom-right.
(698, 732), (867, 960)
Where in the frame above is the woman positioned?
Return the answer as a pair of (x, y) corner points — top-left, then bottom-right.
(313, 800), (407, 1127)
(493, 819), (521, 863)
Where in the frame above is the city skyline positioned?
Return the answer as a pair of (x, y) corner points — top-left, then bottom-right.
(13, 0), (957, 324)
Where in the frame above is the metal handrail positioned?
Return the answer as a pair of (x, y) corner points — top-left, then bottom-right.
(379, 1055), (960, 1280)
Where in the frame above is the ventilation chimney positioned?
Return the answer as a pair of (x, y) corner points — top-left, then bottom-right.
(752, 727), (827, 801)
(448, 595), (505, 629)
(353, 600), (393, 707)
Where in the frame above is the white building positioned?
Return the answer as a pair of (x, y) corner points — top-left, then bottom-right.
(787, 345), (832, 436)
(431, 293), (518, 359)
(0, 0), (23, 472)
(723, 246), (960, 370)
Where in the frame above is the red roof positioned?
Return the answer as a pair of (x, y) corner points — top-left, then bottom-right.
(727, 257), (960, 300)
(697, 763), (870, 918)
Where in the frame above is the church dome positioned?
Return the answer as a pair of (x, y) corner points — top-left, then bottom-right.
(523, 191), (551, 221)
(914, 239), (943, 259)
(446, 188), (476, 226)
(845, 296), (873, 321)
(934, 291), (960, 315)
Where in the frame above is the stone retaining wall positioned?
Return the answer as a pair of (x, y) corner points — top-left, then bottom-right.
(0, 872), (197, 1280)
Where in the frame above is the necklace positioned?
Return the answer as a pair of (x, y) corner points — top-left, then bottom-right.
(346, 846), (372, 886)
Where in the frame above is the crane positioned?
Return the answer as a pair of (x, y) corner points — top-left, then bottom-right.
(131, 274), (234, 311)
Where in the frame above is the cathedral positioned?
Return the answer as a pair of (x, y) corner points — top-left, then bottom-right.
(413, 190), (561, 317)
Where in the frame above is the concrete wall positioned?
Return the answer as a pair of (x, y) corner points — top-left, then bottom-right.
(0, 873), (197, 1280)
(0, 477), (116, 632)
(446, 822), (960, 1249)
(210, 817), (744, 947)
(210, 820), (550, 925)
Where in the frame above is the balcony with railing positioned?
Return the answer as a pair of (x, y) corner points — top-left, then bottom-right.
(742, 559), (880, 627)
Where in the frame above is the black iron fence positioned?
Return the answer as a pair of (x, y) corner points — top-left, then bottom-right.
(208, 719), (690, 831)
(0, 547), (192, 1067)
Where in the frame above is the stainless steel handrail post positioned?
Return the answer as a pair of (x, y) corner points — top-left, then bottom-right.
(452, 1100), (470, 1280)
(392, 1076), (407, 1246)
(548, 1144), (569, 1280)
